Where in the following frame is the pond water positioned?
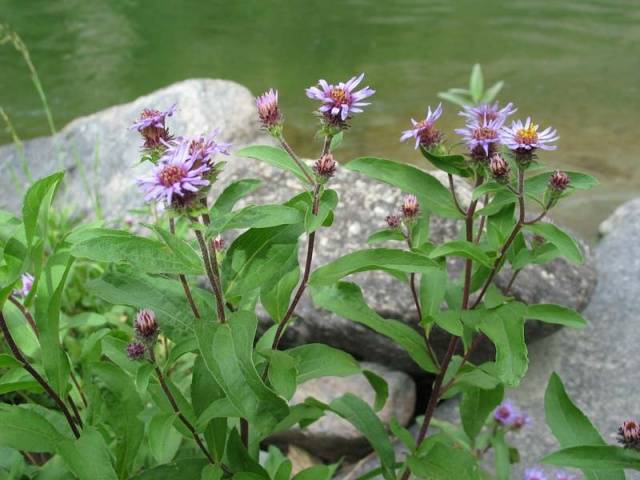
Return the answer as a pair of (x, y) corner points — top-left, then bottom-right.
(1, 0), (639, 240)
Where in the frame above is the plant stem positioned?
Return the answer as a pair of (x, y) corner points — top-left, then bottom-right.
(448, 174), (467, 216)
(278, 137), (315, 185)
(7, 295), (38, 335)
(193, 227), (226, 323)
(169, 218), (201, 319)
(67, 395), (83, 427)
(0, 312), (80, 438)
(70, 370), (88, 408)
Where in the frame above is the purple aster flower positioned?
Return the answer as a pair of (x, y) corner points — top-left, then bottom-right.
(16, 273), (34, 298)
(524, 467), (548, 480)
(137, 138), (210, 206)
(493, 400), (519, 426)
(126, 342), (146, 361)
(256, 89), (282, 131)
(165, 132), (231, 172)
(554, 470), (578, 480)
(460, 101), (516, 124)
(400, 103), (443, 150)
(306, 73), (375, 126)
(455, 116), (503, 159)
(501, 117), (559, 152)
(130, 104), (176, 149)
(213, 235), (225, 252)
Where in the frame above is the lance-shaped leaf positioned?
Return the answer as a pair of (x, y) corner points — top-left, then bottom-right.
(524, 223), (583, 264)
(0, 404), (66, 453)
(237, 145), (313, 185)
(212, 178), (262, 214)
(525, 171), (598, 194)
(429, 240), (493, 267)
(407, 442), (481, 480)
(207, 204), (304, 235)
(22, 171), (64, 247)
(543, 446), (640, 471)
(309, 248), (437, 286)
(527, 304), (586, 329)
(345, 157), (463, 219)
(57, 426), (118, 480)
(311, 282), (438, 373)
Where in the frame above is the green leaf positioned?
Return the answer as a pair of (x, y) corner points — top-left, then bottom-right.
(345, 157), (463, 219)
(130, 459), (208, 479)
(310, 282), (438, 373)
(528, 304), (586, 328)
(57, 427), (118, 480)
(491, 430), (511, 480)
(261, 265), (300, 323)
(71, 229), (203, 275)
(237, 145), (313, 185)
(407, 442), (481, 480)
(287, 343), (361, 383)
(478, 303), (528, 386)
(293, 464), (338, 480)
(367, 229), (406, 244)
(472, 181), (508, 200)
(0, 405), (65, 452)
(460, 386), (504, 441)
(437, 91), (470, 107)
(22, 172), (64, 247)
(267, 350), (297, 400)
(429, 240), (492, 267)
(208, 204), (304, 235)
(469, 64), (484, 102)
(420, 148), (473, 177)
(526, 171), (599, 194)
(149, 414), (180, 464)
(195, 311), (289, 439)
(419, 267), (448, 317)
(544, 373), (624, 480)
(148, 224), (203, 273)
(481, 81), (504, 102)
(543, 446), (640, 471)
(309, 248), (437, 286)
(524, 223), (583, 264)
(213, 179), (262, 215)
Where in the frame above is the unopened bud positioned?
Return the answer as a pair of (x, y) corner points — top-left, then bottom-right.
(135, 309), (158, 340)
(386, 215), (401, 229)
(213, 235), (225, 251)
(313, 153), (337, 179)
(256, 89), (282, 133)
(489, 154), (510, 183)
(401, 195), (419, 219)
(549, 170), (570, 192)
(126, 342), (146, 361)
(618, 420), (640, 449)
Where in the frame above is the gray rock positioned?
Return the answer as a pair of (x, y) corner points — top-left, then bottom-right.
(268, 362), (416, 462)
(0, 79), (597, 376)
(435, 203), (640, 479)
(0, 78), (270, 219)
(599, 197), (640, 237)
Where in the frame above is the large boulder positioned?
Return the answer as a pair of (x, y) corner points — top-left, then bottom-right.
(0, 79), (597, 376)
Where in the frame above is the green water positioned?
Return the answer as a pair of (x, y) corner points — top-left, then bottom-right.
(1, 0), (639, 239)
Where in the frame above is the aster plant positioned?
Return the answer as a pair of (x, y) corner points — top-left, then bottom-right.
(1, 67), (633, 480)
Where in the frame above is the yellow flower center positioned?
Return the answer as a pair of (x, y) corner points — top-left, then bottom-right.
(330, 88), (348, 104)
(159, 165), (184, 186)
(516, 124), (539, 145)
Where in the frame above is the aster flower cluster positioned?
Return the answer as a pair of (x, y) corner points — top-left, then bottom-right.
(385, 195), (420, 234)
(133, 106), (231, 209)
(126, 308), (159, 361)
(493, 399), (531, 430)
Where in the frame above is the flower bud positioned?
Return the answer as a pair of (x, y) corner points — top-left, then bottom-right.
(135, 309), (159, 340)
(126, 342), (146, 361)
(549, 170), (570, 192)
(489, 154), (510, 183)
(213, 235), (225, 251)
(17, 273), (34, 298)
(256, 89), (283, 134)
(401, 195), (419, 219)
(386, 215), (401, 229)
(313, 153), (337, 179)
(618, 420), (640, 449)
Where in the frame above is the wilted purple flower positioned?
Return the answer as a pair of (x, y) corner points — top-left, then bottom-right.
(401, 195), (419, 219)
(400, 104), (443, 150)
(554, 470), (577, 480)
(512, 412), (533, 430)
(524, 467), (548, 480)
(455, 116), (503, 159)
(618, 420), (640, 449)
(501, 117), (559, 152)
(493, 400), (519, 426)
(549, 170), (570, 191)
(313, 153), (337, 179)
(137, 138), (211, 206)
(256, 89), (282, 131)
(386, 215), (401, 229)
(460, 101), (516, 124)
(306, 73), (375, 126)
(213, 235), (225, 252)
(126, 342), (146, 361)
(135, 309), (158, 340)
(131, 105), (176, 149)
(489, 153), (510, 183)
(17, 273), (34, 298)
